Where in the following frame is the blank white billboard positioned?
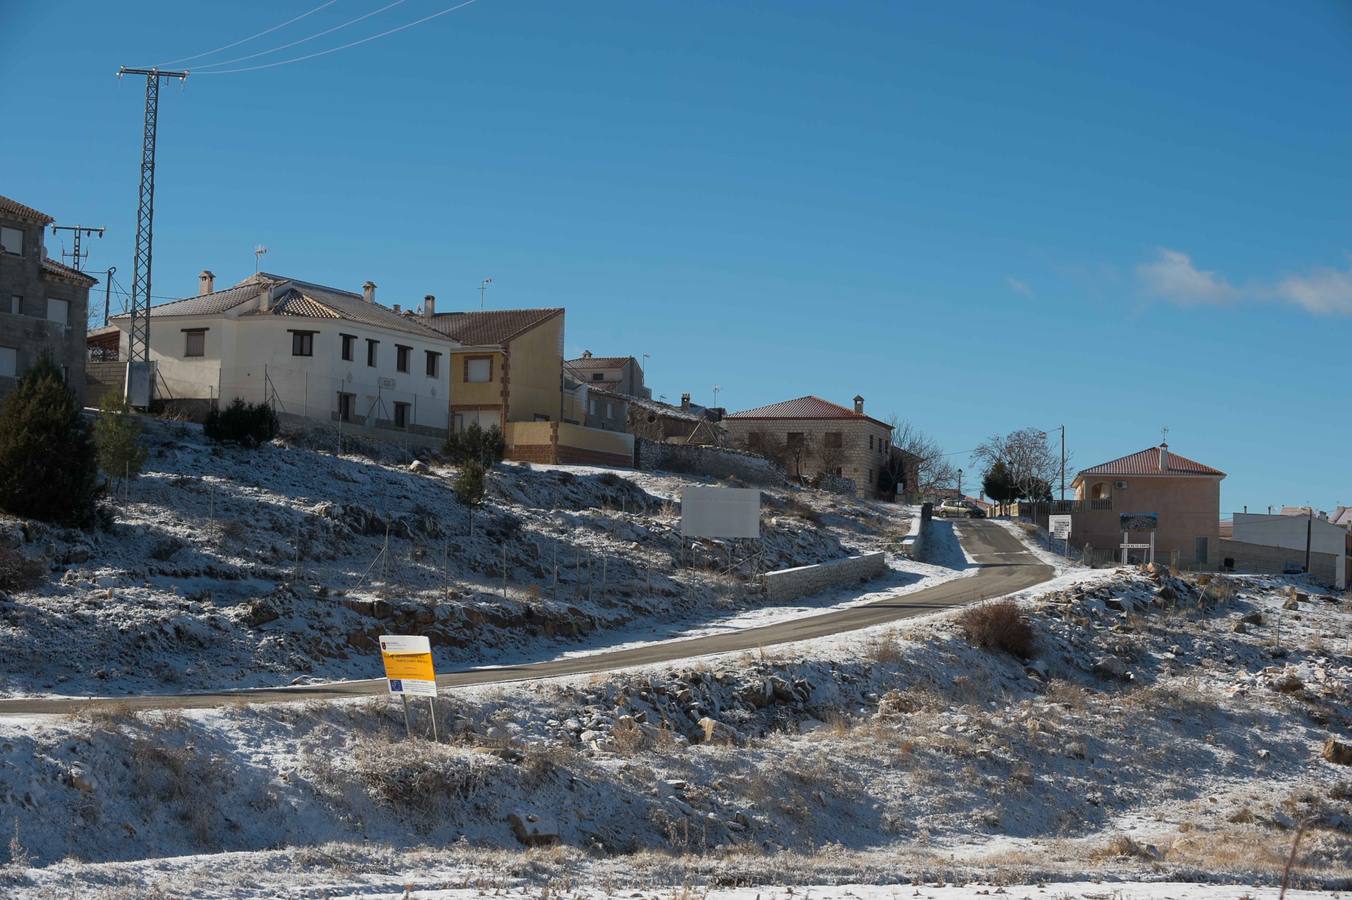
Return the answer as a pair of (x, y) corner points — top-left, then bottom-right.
(680, 486), (761, 539)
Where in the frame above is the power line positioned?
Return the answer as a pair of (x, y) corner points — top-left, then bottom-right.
(187, 0), (410, 71)
(156, 0), (340, 67)
(192, 0), (479, 75)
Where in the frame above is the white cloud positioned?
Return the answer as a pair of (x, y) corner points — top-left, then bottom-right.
(1005, 276), (1033, 297)
(1276, 261), (1352, 315)
(1136, 248), (1236, 305)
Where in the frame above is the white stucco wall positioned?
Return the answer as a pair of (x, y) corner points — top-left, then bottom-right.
(116, 309), (454, 434)
(1233, 513), (1346, 556)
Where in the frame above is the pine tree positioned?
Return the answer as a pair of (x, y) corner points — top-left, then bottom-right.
(454, 460), (487, 538)
(0, 358), (100, 526)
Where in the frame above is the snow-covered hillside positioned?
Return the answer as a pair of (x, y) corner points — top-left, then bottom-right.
(1, 559), (1347, 897)
(0, 419), (919, 697)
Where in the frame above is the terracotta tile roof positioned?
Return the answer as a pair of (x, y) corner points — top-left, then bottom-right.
(566, 355), (635, 368)
(0, 194), (54, 224)
(726, 395), (891, 429)
(40, 257), (98, 286)
(110, 273), (450, 341)
(1075, 445), (1225, 480)
(426, 308), (563, 346)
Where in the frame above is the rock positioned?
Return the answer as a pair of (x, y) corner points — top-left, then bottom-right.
(1231, 621), (1248, 634)
(1240, 611), (1264, 625)
(697, 716), (743, 746)
(1092, 655), (1129, 680)
(1272, 674), (1304, 694)
(875, 689), (917, 718)
(1104, 598), (1126, 611)
(579, 729), (602, 744)
(1283, 597), (1300, 610)
(1323, 739), (1352, 766)
(508, 810), (559, 847)
(409, 460), (430, 474)
(244, 600), (280, 627)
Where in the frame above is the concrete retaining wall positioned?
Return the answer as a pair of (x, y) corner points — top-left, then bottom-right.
(760, 552), (887, 602)
(1220, 538), (1347, 589)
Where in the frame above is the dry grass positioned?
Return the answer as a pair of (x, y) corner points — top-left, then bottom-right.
(863, 631), (904, 663)
(959, 599), (1035, 659)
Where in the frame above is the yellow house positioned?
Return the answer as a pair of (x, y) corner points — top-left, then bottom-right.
(422, 306), (565, 432)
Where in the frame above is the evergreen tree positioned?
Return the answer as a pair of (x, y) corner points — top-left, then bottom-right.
(982, 460), (1019, 504)
(0, 358), (100, 527)
(454, 460), (487, 537)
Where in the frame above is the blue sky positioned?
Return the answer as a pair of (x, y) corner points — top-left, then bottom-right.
(3, 0), (1349, 513)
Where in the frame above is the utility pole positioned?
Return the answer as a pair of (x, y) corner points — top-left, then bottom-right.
(1059, 424), (1066, 501)
(117, 66), (187, 405)
(102, 266), (116, 327)
(51, 224), (105, 271)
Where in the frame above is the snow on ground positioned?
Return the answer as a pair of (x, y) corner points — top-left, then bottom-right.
(0, 418), (931, 698)
(1, 562), (1347, 896)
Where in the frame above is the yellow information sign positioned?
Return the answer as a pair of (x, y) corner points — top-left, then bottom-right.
(378, 634), (437, 697)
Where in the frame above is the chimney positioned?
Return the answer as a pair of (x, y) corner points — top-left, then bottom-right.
(362, 281), (376, 304)
(1158, 442), (1169, 471)
(680, 392), (691, 411)
(258, 281), (272, 314)
(198, 270), (215, 295)
(393, 304), (402, 315)
(582, 350), (593, 359)
(423, 294), (436, 317)
(853, 394), (865, 415)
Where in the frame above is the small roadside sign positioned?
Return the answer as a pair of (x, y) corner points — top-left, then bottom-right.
(1049, 515), (1072, 540)
(379, 634), (437, 697)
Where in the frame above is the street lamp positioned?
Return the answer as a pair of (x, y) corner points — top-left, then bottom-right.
(958, 468), (963, 497)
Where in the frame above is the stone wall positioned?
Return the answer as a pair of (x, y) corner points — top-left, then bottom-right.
(635, 438), (784, 486)
(759, 552), (887, 602)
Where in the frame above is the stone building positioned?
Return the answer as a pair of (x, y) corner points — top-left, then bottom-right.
(563, 351), (649, 398)
(724, 395), (893, 498)
(0, 194), (96, 405)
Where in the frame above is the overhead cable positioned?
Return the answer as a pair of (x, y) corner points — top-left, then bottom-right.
(157, 0), (341, 67)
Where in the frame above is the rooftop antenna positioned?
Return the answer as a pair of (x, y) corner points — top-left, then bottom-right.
(117, 65), (188, 406)
(712, 384), (722, 407)
(1161, 424), (1169, 445)
(50, 224), (105, 271)
(479, 276), (493, 309)
(254, 244), (269, 273)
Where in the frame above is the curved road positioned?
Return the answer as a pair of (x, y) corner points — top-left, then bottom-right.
(0, 519), (1051, 715)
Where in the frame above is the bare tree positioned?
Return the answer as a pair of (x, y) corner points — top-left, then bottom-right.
(970, 428), (1064, 502)
(741, 429), (791, 473)
(886, 417), (957, 497)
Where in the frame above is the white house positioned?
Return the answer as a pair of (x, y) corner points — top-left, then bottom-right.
(111, 271), (456, 442)
(1225, 512), (1349, 589)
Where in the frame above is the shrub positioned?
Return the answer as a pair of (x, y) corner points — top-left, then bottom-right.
(0, 545), (44, 591)
(443, 424), (504, 467)
(454, 461), (487, 509)
(958, 599), (1035, 658)
(94, 391), (148, 485)
(0, 356), (100, 527)
(203, 399), (278, 447)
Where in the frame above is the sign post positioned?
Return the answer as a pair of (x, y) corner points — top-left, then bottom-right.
(1049, 515), (1072, 556)
(1118, 513), (1158, 566)
(379, 634), (438, 741)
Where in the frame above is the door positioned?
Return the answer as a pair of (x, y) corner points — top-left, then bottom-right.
(1195, 536), (1208, 565)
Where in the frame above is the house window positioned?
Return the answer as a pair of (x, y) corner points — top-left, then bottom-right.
(183, 329), (206, 357)
(340, 334), (355, 361)
(46, 298), (68, 325)
(0, 227), (22, 256)
(869, 435), (874, 450)
(425, 350), (440, 378)
(290, 330), (315, 357)
(588, 398), (597, 415)
(591, 372), (604, 382)
(465, 356), (492, 383)
(366, 339), (378, 367)
(8, 295), (19, 315)
(0, 347), (15, 377)
(786, 432), (804, 448)
(605, 401), (613, 418)
(824, 432), (842, 449)
(393, 401), (410, 428)
(337, 392), (355, 422)
(533, 413), (551, 422)
(396, 345), (411, 373)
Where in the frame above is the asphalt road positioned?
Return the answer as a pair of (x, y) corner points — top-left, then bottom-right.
(0, 518), (1052, 716)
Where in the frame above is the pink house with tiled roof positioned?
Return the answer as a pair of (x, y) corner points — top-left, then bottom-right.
(1069, 443), (1226, 568)
(724, 394), (896, 498)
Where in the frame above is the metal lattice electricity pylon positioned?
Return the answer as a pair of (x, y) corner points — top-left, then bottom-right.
(117, 67), (187, 401)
